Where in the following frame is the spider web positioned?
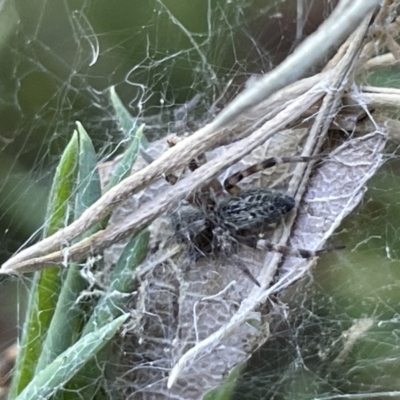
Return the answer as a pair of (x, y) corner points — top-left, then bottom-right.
(2, 0), (400, 399)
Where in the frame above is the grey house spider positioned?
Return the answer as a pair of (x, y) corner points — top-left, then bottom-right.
(171, 153), (341, 287)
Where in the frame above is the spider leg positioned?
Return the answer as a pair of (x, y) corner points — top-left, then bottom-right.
(224, 154), (326, 194)
(165, 134), (210, 186)
(257, 241), (345, 258)
(213, 227), (261, 287)
(236, 241), (344, 286)
(174, 93), (202, 134)
(231, 254), (261, 287)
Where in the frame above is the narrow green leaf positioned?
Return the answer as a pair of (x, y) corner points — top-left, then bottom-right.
(203, 365), (242, 400)
(109, 86), (137, 137)
(8, 132), (79, 399)
(109, 86), (148, 148)
(43, 134), (79, 238)
(84, 229), (149, 335)
(16, 314), (128, 400)
(75, 121), (102, 221)
(35, 122), (102, 374)
(104, 124), (144, 192)
(64, 229), (149, 399)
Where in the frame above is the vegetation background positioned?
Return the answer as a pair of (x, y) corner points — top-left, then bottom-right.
(1, 0), (400, 398)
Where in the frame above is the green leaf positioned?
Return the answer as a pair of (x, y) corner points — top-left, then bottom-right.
(84, 229), (149, 335)
(34, 122), (102, 374)
(64, 229), (149, 399)
(8, 132), (79, 399)
(105, 124), (144, 192)
(109, 86), (137, 137)
(203, 365), (242, 400)
(74, 121), (102, 222)
(16, 314), (128, 400)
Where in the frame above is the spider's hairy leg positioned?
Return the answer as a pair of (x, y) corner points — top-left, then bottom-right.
(171, 206), (209, 242)
(174, 93), (202, 134)
(165, 133), (208, 185)
(232, 254), (261, 287)
(213, 227), (261, 287)
(224, 154), (326, 194)
(257, 241), (345, 258)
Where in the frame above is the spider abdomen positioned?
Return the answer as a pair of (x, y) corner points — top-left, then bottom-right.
(215, 188), (295, 231)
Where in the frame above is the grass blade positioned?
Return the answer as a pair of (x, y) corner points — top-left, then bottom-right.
(109, 86), (138, 138)
(63, 229), (149, 399)
(34, 122), (102, 373)
(104, 124), (144, 192)
(8, 132), (79, 398)
(16, 314), (128, 400)
(84, 229), (149, 335)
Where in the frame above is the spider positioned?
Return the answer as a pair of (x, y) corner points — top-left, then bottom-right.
(170, 152), (338, 287)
